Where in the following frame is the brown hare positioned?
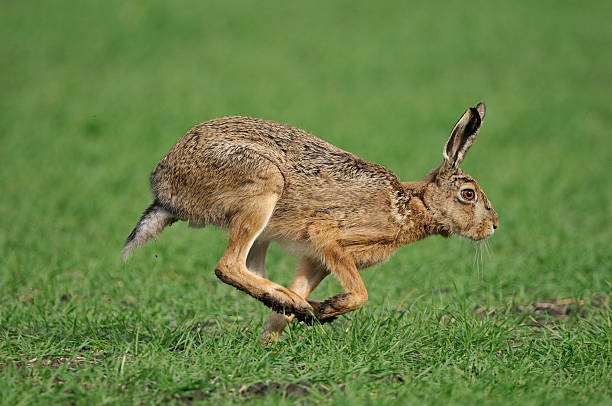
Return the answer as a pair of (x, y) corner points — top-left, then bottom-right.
(123, 102), (498, 341)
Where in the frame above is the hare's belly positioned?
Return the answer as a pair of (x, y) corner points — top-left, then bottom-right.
(258, 230), (316, 258)
(275, 237), (316, 257)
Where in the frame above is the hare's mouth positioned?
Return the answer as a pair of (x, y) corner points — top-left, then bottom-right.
(472, 227), (495, 241)
(460, 227), (494, 241)
(463, 220), (496, 241)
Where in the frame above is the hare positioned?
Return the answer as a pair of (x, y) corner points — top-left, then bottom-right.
(123, 102), (498, 341)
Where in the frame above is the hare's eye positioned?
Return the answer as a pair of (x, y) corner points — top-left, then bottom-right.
(460, 189), (476, 201)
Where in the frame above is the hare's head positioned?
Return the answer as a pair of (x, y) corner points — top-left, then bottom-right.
(423, 103), (498, 241)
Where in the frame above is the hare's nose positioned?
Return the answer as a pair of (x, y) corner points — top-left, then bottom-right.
(490, 210), (499, 230)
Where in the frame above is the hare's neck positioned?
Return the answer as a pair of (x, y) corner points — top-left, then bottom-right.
(397, 181), (440, 245)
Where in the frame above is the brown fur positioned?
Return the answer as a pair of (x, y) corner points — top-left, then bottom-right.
(123, 102), (498, 341)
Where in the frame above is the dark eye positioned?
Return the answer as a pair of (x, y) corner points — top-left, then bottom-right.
(461, 189), (476, 201)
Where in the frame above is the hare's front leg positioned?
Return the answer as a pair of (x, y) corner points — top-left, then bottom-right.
(260, 257), (329, 343)
(214, 193), (315, 322)
(308, 244), (368, 321)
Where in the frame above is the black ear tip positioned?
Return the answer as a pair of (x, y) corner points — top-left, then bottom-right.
(475, 102), (486, 119)
(468, 107), (481, 125)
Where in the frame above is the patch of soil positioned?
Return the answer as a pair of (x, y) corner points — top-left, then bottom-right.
(389, 375), (405, 383)
(238, 380), (342, 399)
(6, 352), (107, 371)
(177, 390), (207, 404)
(475, 296), (609, 326)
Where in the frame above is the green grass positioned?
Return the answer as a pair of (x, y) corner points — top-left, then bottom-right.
(1, 0), (611, 404)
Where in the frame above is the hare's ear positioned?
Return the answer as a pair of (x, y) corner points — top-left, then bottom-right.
(442, 102), (486, 170)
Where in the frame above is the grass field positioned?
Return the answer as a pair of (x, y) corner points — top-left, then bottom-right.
(1, 1), (611, 404)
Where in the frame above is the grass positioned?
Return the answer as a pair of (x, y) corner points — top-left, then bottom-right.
(1, 0), (611, 404)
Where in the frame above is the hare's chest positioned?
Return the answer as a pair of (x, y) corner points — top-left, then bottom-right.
(346, 241), (401, 270)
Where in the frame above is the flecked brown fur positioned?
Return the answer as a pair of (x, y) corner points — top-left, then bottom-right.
(123, 102), (498, 341)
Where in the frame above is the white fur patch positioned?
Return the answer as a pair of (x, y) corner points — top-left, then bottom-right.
(122, 207), (173, 261)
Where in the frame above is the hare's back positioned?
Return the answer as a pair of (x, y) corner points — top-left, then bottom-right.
(153, 116), (403, 228)
(162, 115), (401, 195)
(198, 117), (404, 232)
(190, 116), (397, 183)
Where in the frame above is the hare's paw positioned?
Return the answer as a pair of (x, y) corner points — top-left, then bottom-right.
(261, 286), (314, 323)
(306, 297), (343, 324)
(309, 291), (366, 322)
(215, 267), (313, 321)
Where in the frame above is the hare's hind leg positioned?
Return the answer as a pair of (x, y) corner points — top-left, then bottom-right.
(214, 194), (315, 322)
(260, 257), (329, 342)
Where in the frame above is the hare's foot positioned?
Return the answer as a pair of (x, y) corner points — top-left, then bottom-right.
(308, 294), (367, 322)
(259, 313), (289, 345)
(215, 267), (314, 322)
(304, 299), (337, 324)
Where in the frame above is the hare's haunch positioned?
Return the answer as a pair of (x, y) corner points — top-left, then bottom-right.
(123, 103), (498, 341)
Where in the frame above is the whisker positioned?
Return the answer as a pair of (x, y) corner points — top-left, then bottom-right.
(472, 241), (486, 280)
(482, 239), (494, 259)
(479, 242), (484, 279)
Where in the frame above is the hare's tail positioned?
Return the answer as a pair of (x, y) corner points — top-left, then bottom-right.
(122, 201), (176, 261)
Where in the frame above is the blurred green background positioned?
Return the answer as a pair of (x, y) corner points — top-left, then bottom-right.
(1, 1), (610, 404)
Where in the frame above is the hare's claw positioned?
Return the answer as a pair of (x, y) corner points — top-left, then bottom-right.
(306, 298), (340, 324)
